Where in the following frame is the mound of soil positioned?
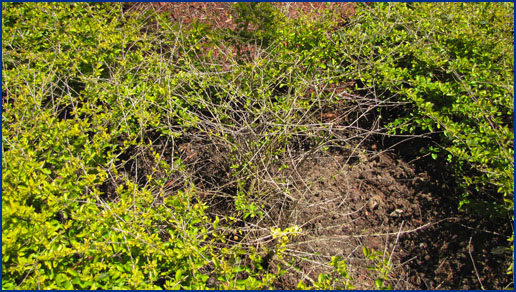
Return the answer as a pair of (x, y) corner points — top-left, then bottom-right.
(265, 146), (512, 289)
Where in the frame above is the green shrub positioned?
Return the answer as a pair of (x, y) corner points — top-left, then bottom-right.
(1, 3), (282, 289)
(337, 2), (514, 214)
(3, 2), (511, 289)
(231, 2), (282, 46)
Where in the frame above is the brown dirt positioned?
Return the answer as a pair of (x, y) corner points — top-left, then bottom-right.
(263, 143), (512, 289)
(122, 3), (513, 289)
(127, 2), (355, 29)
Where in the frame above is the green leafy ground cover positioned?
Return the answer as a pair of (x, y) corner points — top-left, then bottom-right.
(2, 2), (513, 289)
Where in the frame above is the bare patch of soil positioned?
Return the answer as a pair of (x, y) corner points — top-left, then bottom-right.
(167, 125), (510, 290)
(262, 146), (512, 289)
(183, 131), (512, 289)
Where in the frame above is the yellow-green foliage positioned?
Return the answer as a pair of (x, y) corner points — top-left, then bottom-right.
(340, 3), (514, 212)
(2, 3), (279, 289)
(3, 2), (513, 289)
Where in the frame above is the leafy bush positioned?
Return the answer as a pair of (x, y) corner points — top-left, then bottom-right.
(2, 3), (364, 289)
(336, 2), (514, 213)
(333, 3), (514, 276)
(231, 2), (282, 45)
(3, 2), (512, 289)
(1, 3), (285, 289)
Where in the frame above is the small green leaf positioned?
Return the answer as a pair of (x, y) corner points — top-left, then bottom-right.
(297, 280), (307, 289)
(96, 272), (109, 281)
(175, 269), (183, 281)
(375, 278), (384, 288)
(363, 246), (370, 257)
(67, 268), (78, 277)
